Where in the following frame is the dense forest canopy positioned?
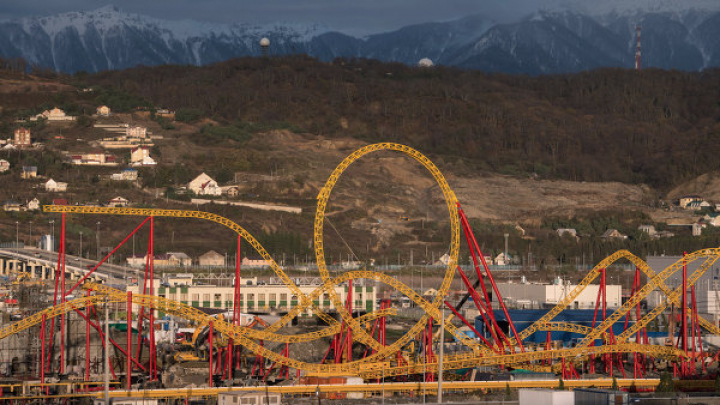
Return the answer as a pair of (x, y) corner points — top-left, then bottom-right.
(78, 56), (720, 191)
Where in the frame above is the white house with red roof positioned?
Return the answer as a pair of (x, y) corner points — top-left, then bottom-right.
(188, 172), (221, 196)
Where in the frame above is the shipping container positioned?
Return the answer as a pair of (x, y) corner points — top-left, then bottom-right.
(93, 399), (158, 405)
(217, 391), (281, 405)
(574, 388), (628, 405)
(519, 389), (575, 405)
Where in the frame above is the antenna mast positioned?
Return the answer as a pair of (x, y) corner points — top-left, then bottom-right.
(635, 25), (642, 70)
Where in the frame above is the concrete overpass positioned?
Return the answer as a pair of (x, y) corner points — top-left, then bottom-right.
(0, 247), (154, 285)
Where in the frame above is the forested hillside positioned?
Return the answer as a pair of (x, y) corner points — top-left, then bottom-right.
(79, 56), (720, 190)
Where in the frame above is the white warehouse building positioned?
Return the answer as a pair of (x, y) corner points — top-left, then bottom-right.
(646, 255), (720, 315)
(496, 281), (622, 310)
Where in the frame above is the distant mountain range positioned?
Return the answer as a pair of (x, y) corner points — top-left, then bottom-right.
(1, 4), (720, 74)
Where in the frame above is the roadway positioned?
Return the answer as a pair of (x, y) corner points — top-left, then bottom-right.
(0, 247), (155, 284)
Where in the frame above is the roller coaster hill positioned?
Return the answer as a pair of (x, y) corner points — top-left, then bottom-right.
(1, 143), (720, 400)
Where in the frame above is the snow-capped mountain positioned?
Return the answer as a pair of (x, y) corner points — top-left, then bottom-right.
(1, 5), (720, 75)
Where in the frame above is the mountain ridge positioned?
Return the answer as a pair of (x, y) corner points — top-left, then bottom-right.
(2, 5), (720, 74)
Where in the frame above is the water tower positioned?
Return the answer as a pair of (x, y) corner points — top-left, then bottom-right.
(260, 37), (270, 57)
(418, 58), (434, 67)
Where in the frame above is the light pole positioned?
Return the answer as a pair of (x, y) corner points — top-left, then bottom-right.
(96, 221), (101, 260)
(29, 221), (32, 247)
(15, 221), (19, 259)
(79, 232), (83, 258)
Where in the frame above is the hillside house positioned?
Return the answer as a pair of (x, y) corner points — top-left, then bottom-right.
(188, 173), (222, 196)
(127, 252), (192, 268)
(494, 252), (514, 266)
(241, 257), (272, 268)
(125, 255), (145, 267)
(686, 200), (712, 210)
(52, 199), (68, 205)
(131, 156), (156, 166)
(45, 179), (68, 192)
(156, 109), (175, 120)
(225, 186), (240, 198)
(638, 225), (656, 236)
(679, 195), (702, 209)
(2, 144), (15, 151)
(199, 250), (224, 267)
(108, 196), (129, 207)
(111, 168), (138, 181)
(601, 229), (627, 240)
(3, 200), (20, 212)
(161, 252), (192, 267)
(26, 198), (40, 211)
(22, 166), (37, 179)
(704, 213), (720, 227)
(693, 223), (704, 236)
(13, 128), (31, 148)
(556, 228), (577, 238)
(130, 146), (156, 166)
(96, 105), (111, 116)
(69, 152), (117, 166)
(31, 107), (75, 122)
(0, 159), (9, 172)
(126, 126), (147, 138)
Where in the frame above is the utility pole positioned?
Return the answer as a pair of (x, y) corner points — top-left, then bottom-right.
(96, 221), (101, 260)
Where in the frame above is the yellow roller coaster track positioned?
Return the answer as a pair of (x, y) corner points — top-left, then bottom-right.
(18, 142), (715, 378)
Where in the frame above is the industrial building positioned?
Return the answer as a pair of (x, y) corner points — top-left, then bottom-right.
(496, 280), (622, 310)
(646, 255), (720, 315)
(127, 274), (377, 316)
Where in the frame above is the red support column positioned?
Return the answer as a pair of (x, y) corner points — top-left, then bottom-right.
(681, 252), (688, 376)
(148, 216), (157, 381)
(208, 321), (214, 387)
(127, 291), (132, 390)
(458, 205), (524, 352)
(346, 279), (353, 363)
(231, 235), (242, 373)
(67, 217), (151, 295)
(456, 266), (504, 349)
(680, 252), (688, 353)
(443, 301), (494, 349)
(86, 290), (91, 382)
(60, 212), (66, 375)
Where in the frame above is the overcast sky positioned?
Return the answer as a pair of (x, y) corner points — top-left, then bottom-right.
(0, 0), (545, 35)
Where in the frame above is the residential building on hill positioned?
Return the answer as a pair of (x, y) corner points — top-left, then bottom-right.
(126, 126), (147, 138)
(199, 250), (225, 267)
(45, 179), (68, 192)
(241, 257), (272, 268)
(111, 168), (138, 181)
(31, 107), (75, 121)
(22, 166), (37, 179)
(13, 128), (31, 147)
(96, 105), (111, 116)
(130, 146), (156, 166)
(601, 229), (627, 240)
(26, 198), (40, 211)
(108, 196), (129, 207)
(188, 173), (222, 196)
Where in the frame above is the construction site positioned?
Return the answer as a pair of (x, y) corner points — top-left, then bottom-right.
(1, 143), (720, 403)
